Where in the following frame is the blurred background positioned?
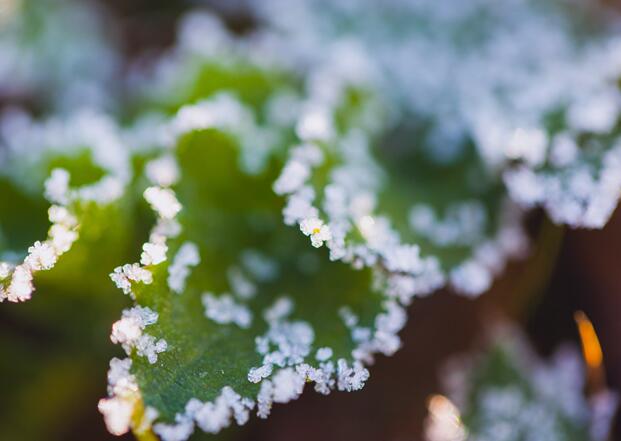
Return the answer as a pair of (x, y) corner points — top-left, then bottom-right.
(0, 1), (620, 440)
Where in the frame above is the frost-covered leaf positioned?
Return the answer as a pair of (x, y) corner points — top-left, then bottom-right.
(253, 0), (621, 230)
(128, 10), (290, 117)
(0, 0), (120, 111)
(275, 77), (528, 298)
(0, 110), (132, 302)
(101, 98), (410, 440)
(503, 115), (621, 229)
(425, 326), (619, 441)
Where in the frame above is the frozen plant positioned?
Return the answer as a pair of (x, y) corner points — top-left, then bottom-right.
(0, 1), (620, 440)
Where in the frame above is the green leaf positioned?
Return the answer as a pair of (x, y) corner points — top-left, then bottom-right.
(101, 103), (404, 440)
(0, 111), (133, 302)
(428, 330), (601, 441)
(275, 85), (527, 300)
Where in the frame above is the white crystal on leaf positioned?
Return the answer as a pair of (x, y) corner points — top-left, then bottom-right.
(274, 143), (325, 196)
(111, 306), (166, 363)
(297, 361), (336, 395)
(140, 242), (168, 266)
(145, 155), (180, 187)
(25, 241), (58, 271)
(549, 133), (579, 168)
(110, 264), (153, 297)
(271, 368), (306, 403)
(0, 190), (82, 303)
(98, 396), (135, 436)
(382, 244), (423, 274)
(300, 217), (332, 248)
(339, 306), (359, 328)
(144, 186), (182, 220)
(177, 11), (230, 56)
(44, 168), (71, 205)
(168, 242), (200, 294)
(262, 297), (293, 323)
(135, 334), (168, 364)
(248, 364), (273, 383)
(106, 357), (136, 396)
(273, 159), (310, 195)
(373, 301), (407, 354)
(315, 347), (333, 361)
(450, 261), (493, 297)
(153, 420), (195, 441)
(167, 94), (251, 139)
(153, 399), (202, 441)
(567, 91), (620, 134)
(240, 249), (279, 282)
(257, 380), (274, 419)
(504, 127), (548, 167)
(295, 107), (335, 141)
(503, 167), (546, 208)
(48, 224), (78, 253)
(111, 316), (143, 346)
(48, 205), (78, 227)
(505, 143), (621, 229)
(99, 358), (140, 437)
(291, 143), (325, 166)
(202, 293), (253, 328)
(409, 201), (487, 248)
(0, 263), (11, 280)
(336, 359), (369, 392)
(227, 266), (257, 299)
(6, 265), (34, 302)
(152, 218), (182, 241)
(155, 387), (255, 440)
(283, 187), (318, 226)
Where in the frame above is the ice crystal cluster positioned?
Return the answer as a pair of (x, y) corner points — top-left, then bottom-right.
(424, 328), (619, 441)
(1, 0), (620, 439)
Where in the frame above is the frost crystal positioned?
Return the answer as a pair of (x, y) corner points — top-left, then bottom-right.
(300, 217), (332, 248)
(336, 359), (370, 392)
(135, 334), (169, 364)
(271, 368), (306, 403)
(168, 242), (200, 294)
(153, 387), (255, 441)
(140, 242), (168, 266)
(110, 264), (153, 297)
(256, 299), (314, 368)
(0, 263), (10, 280)
(450, 261), (493, 297)
(240, 249), (279, 282)
(24, 241), (57, 271)
(283, 187), (318, 226)
(111, 306), (167, 364)
(383, 245), (423, 274)
(194, 387), (254, 433)
(505, 143), (621, 229)
(248, 364), (273, 384)
(145, 155), (180, 187)
(44, 168), (71, 205)
(98, 394), (135, 436)
(6, 265), (33, 302)
(409, 201), (487, 247)
(273, 159), (310, 195)
(144, 186), (182, 220)
(202, 293), (252, 329)
(296, 107), (335, 141)
(227, 266), (257, 299)
(99, 358), (140, 437)
(315, 347), (333, 361)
